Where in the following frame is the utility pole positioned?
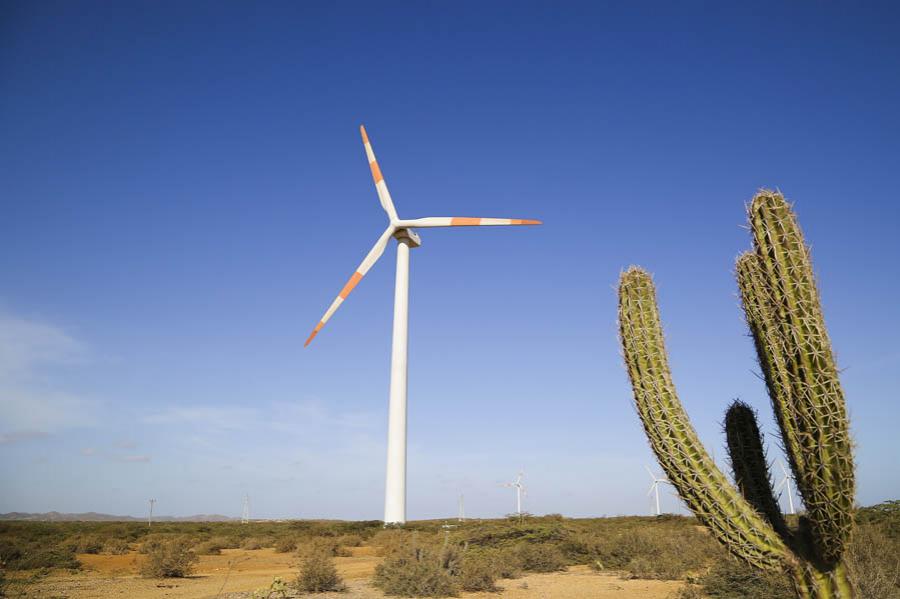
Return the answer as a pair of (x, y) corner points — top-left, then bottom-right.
(241, 495), (250, 524)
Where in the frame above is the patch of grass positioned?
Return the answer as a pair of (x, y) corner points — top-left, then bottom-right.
(139, 538), (198, 578)
(846, 522), (900, 599)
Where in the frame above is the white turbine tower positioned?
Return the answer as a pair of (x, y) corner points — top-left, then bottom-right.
(241, 494), (250, 524)
(645, 466), (668, 516)
(774, 459), (796, 515)
(458, 494), (465, 523)
(148, 498), (156, 528)
(503, 471), (527, 515)
(306, 126), (541, 525)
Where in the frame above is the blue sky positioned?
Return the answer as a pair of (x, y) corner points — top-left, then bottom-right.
(1, 2), (898, 520)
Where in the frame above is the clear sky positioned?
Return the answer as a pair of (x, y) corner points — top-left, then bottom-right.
(2, 2), (898, 520)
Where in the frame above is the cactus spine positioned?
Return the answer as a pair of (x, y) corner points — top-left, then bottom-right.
(617, 191), (855, 598)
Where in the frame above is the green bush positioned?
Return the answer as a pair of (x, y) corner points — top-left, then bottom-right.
(0, 539), (80, 571)
(295, 546), (346, 593)
(140, 538), (198, 578)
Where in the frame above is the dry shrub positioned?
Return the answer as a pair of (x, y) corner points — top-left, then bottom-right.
(296, 546), (346, 593)
(846, 523), (900, 599)
(371, 529), (410, 557)
(458, 551), (500, 592)
(300, 537), (340, 557)
(669, 585), (705, 599)
(274, 537), (298, 553)
(241, 536), (272, 550)
(512, 543), (566, 573)
(337, 534), (363, 548)
(695, 557), (793, 599)
(373, 538), (461, 597)
(609, 528), (714, 580)
(101, 538), (130, 555)
(140, 538), (198, 578)
(488, 546), (523, 579)
(65, 533), (104, 554)
(194, 538), (226, 555)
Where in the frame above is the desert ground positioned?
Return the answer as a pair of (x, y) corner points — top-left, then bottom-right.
(6, 547), (683, 599)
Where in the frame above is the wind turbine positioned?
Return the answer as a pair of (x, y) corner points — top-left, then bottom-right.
(774, 459), (796, 515)
(645, 466), (669, 516)
(148, 498), (156, 528)
(458, 494), (465, 523)
(241, 494), (250, 524)
(503, 471), (527, 515)
(305, 126), (541, 525)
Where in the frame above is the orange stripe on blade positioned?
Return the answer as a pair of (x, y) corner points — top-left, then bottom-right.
(304, 322), (324, 347)
(360, 125), (370, 145)
(513, 219), (542, 225)
(451, 217), (482, 226)
(339, 272), (363, 299)
(370, 161), (383, 183)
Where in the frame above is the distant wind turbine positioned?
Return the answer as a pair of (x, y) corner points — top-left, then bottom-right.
(645, 466), (669, 516)
(503, 471), (527, 515)
(774, 459), (796, 515)
(305, 126), (541, 525)
(148, 499), (156, 528)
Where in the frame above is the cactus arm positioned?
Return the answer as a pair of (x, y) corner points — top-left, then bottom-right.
(736, 252), (809, 485)
(724, 400), (791, 539)
(746, 192), (855, 565)
(618, 267), (792, 571)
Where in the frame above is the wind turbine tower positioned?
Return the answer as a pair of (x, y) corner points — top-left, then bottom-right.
(775, 459), (796, 515)
(148, 499), (156, 528)
(305, 126), (541, 524)
(458, 494), (465, 523)
(241, 495), (250, 524)
(503, 471), (527, 515)
(645, 466), (669, 516)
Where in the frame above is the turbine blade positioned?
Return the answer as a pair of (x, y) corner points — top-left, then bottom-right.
(305, 226), (394, 347)
(644, 465), (656, 481)
(395, 217), (541, 227)
(647, 482), (657, 496)
(360, 125), (398, 222)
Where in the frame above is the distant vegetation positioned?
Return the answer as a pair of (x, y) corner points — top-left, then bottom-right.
(0, 503), (896, 596)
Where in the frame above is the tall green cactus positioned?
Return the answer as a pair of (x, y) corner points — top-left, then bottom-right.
(617, 191), (855, 598)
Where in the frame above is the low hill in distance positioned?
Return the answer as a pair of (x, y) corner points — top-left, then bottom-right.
(0, 511), (237, 522)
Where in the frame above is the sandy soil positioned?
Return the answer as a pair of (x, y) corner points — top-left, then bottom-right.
(6, 548), (683, 599)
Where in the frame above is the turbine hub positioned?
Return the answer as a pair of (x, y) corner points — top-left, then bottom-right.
(394, 228), (421, 248)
